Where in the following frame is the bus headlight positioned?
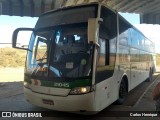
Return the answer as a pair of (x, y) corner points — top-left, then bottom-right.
(69, 86), (91, 95)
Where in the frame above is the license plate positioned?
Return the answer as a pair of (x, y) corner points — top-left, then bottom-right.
(42, 99), (54, 105)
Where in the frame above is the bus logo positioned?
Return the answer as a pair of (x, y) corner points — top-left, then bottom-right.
(2, 112), (11, 117)
(31, 79), (41, 86)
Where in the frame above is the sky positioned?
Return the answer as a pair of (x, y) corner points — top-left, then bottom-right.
(0, 15), (38, 44)
(0, 13), (160, 53)
(119, 12), (140, 24)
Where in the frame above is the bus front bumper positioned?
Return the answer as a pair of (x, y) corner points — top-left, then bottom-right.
(24, 87), (96, 113)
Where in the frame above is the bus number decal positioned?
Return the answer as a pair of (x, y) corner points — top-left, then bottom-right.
(54, 83), (70, 88)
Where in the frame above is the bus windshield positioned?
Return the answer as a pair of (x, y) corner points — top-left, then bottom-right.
(50, 24), (93, 78)
(27, 23), (93, 80)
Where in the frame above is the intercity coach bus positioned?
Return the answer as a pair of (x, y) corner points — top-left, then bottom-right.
(12, 2), (156, 113)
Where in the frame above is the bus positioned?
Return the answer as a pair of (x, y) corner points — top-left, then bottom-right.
(12, 2), (155, 113)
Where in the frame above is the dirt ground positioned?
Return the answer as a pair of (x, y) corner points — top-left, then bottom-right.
(0, 67), (24, 83)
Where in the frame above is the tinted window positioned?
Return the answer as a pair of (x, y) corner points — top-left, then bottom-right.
(131, 29), (139, 48)
(97, 38), (106, 66)
(119, 16), (131, 46)
(36, 5), (97, 29)
(130, 48), (139, 62)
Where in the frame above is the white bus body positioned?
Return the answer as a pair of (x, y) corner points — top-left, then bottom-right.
(12, 2), (155, 113)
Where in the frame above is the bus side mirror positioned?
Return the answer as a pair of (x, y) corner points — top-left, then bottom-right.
(88, 18), (103, 47)
(12, 28), (34, 50)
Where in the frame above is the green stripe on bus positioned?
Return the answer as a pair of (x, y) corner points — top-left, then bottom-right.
(25, 79), (92, 89)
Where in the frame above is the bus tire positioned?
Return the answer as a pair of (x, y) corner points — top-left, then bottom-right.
(146, 68), (153, 82)
(116, 79), (127, 105)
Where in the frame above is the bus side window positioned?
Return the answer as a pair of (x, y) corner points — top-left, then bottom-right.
(98, 38), (106, 66)
(98, 38), (110, 66)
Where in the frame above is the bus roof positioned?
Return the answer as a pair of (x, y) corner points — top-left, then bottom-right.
(37, 2), (154, 46)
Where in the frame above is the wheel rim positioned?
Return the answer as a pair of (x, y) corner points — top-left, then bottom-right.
(119, 81), (126, 98)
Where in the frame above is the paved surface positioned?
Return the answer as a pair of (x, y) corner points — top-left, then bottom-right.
(0, 67), (24, 82)
(0, 74), (160, 120)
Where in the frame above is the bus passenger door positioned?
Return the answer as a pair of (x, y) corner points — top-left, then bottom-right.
(95, 37), (117, 110)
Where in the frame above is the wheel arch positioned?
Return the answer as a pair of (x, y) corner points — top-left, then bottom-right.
(116, 73), (129, 104)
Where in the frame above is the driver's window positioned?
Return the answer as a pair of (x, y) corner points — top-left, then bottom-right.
(32, 36), (47, 64)
(35, 37), (47, 63)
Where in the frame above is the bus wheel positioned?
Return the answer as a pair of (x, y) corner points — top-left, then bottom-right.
(116, 80), (127, 105)
(146, 69), (153, 82)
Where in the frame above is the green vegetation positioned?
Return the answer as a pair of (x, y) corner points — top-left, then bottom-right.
(0, 48), (27, 67)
